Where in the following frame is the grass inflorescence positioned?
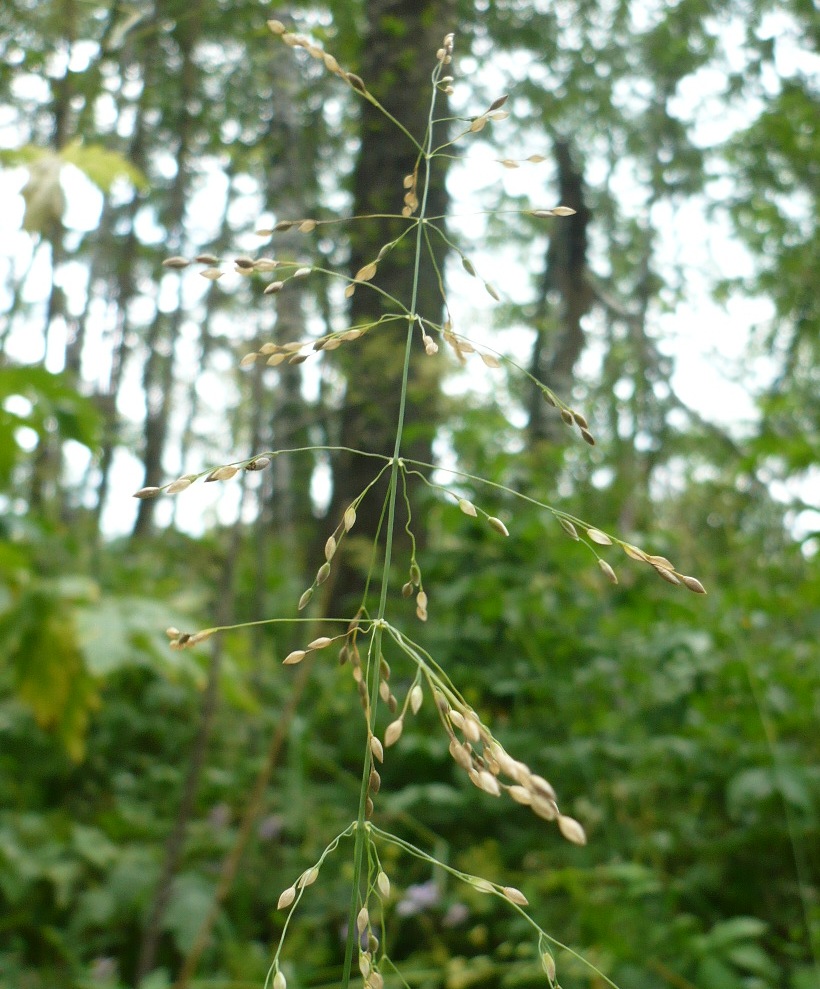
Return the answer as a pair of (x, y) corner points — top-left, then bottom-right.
(149, 23), (706, 989)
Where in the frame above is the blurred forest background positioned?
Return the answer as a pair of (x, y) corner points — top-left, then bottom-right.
(0, 1), (818, 988)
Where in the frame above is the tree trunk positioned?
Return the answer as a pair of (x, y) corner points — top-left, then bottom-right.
(130, 2), (200, 538)
(326, 0), (456, 616)
(527, 140), (593, 445)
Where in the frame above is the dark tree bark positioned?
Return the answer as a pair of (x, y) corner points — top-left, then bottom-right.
(527, 139), (593, 444)
(326, 0), (456, 615)
(131, 3), (200, 538)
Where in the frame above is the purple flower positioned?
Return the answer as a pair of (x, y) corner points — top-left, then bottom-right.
(396, 879), (440, 917)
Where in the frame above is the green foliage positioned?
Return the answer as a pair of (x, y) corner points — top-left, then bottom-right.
(0, 142), (147, 234)
(0, 366), (100, 491)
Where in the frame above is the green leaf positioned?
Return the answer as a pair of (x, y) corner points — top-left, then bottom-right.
(0, 145), (48, 167)
(696, 955), (742, 989)
(703, 917), (768, 950)
(0, 588), (100, 760)
(20, 152), (65, 233)
(0, 365), (101, 472)
(162, 873), (217, 954)
(726, 943), (779, 980)
(60, 139), (148, 192)
(74, 596), (202, 679)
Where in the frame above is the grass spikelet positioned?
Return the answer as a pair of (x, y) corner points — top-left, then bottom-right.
(557, 814), (587, 845)
(598, 559), (618, 584)
(559, 518), (579, 539)
(384, 719), (403, 747)
(458, 498), (477, 517)
(283, 649), (307, 666)
(653, 565), (682, 586)
(502, 886), (528, 906)
(277, 885), (296, 910)
(487, 516), (509, 536)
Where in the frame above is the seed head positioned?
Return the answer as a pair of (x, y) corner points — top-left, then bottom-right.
(530, 774), (557, 801)
(508, 785), (532, 805)
(487, 516), (509, 536)
(355, 262), (378, 281)
(477, 770), (501, 796)
(458, 498), (477, 517)
(557, 814), (587, 845)
(283, 649), (307, 666)
(384, 719), (403, 747)
(531, 796), (558, 821)
(449, 739), (473, 771)
(277, 885), (297, 910)
(682, 575), (707, 594)
(307, 636), (333, 650)
(622, 543), (649, 561)
(559, 518), (579, 540)
(598, 559), (618, 584)
(205, 465), (238, 482)
(166, 476), (194, 494)
(299, 866), (319, 887)
(542, 951), (557, 981)
(273, 973), (286, 989)
(654, 565), (682, 586)
(501, 885), (528, 906)
(346, 72), (367, 93)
